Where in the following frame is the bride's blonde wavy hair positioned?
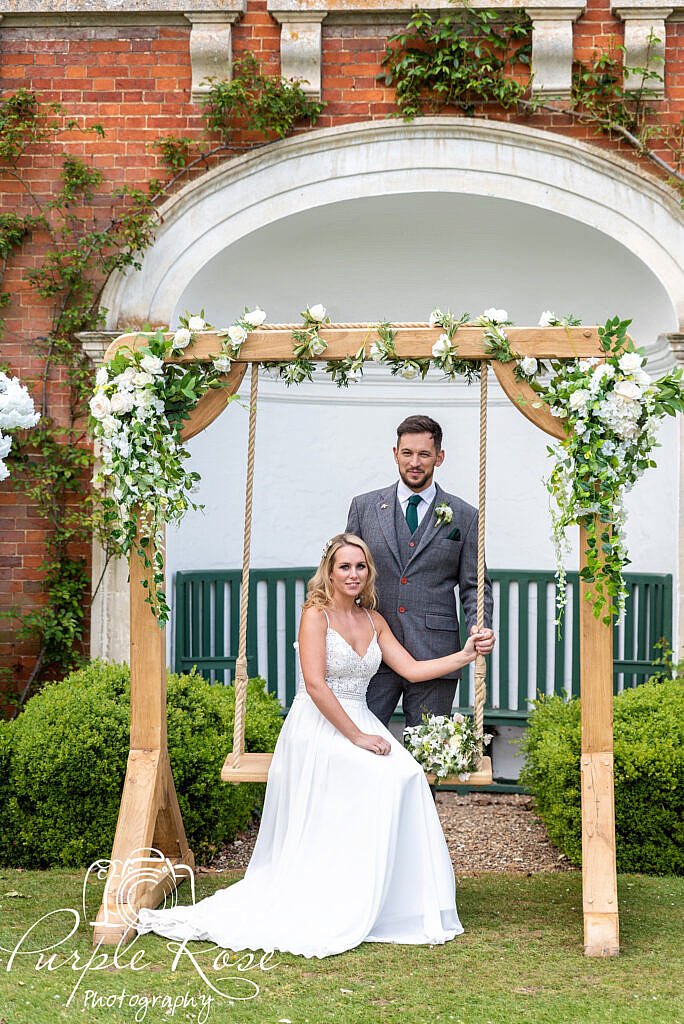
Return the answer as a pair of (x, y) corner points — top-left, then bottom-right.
(304, 533), (378, 610)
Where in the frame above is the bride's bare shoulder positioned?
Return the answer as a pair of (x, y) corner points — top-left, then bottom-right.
(300, 605), (328, 631)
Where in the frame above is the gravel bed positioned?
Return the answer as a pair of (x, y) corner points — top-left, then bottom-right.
(199, 792), (575, 876)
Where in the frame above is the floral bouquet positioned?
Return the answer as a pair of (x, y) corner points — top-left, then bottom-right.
(404, 712), (492, 781)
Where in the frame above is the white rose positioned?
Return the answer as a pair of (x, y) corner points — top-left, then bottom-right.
(133, 371), (153, 388)
(538, 310), (555, 327)
(311, 338), (327, 356)
(95, 366), (109, 387)
(308, 304), (326, 322)
(89, 392), (111, 420)
(100, 414), (118, 437)
(618, 351), (643, 374)
(140, 353), (164, 375)
(228, 324), (247, 346)
(520, 357), (538, 376)
(400, 362), (418, 379)
(432, 334), (452, 359)
(568, 388), (590, 412)
(115, 366), (137, 385)
(213, 356), (233, 373)
(244, 307), (266, 327)
(134, 388), (153, 408)
(369, 342), (384, 363)
(110, 390), (135, 415)
(482, 307), (508, 324)
(634, 368), (651, 387)
(613, 380), (641, 401)
(173, 327), (192, 349)
(429, 309), (443, 328)
(188, 315), (206, 332)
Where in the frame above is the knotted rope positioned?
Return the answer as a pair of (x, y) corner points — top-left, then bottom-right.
(473, 361), (488, 759)
(256, 322), (435, 330)
(231, 363), (259, 767)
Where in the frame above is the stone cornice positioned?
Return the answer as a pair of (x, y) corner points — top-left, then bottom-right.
(0, 1), (245, 28)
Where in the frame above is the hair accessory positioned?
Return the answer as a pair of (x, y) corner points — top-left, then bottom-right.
(321, 537), (336, 560)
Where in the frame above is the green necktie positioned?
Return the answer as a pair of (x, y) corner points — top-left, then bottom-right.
(406, 494), (422, 534)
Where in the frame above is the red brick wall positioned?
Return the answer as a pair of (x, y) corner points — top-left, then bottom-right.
(1, 0), (682, 694)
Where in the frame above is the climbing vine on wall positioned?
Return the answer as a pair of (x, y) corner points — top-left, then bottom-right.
(381, 2), (684, 201)
(0, 61), (323, 711)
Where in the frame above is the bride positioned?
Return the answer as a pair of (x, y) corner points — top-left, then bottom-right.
(137, 533), (484, 958)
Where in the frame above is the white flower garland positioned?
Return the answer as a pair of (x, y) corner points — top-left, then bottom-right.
(89, 304), (683, 625)
(514, 312), (683, 622)
(0, 372), (40, 481)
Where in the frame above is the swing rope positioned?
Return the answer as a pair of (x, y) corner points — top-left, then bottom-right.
(231, 362), (259, 768)
(474, 361), (488, 759)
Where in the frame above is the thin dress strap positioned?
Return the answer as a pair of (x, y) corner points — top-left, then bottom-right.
(321, 608), (330, 627)
(363, 607), (375, 632)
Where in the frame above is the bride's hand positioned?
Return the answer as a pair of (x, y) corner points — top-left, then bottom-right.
(355, 733), (391, 756)
(463, 632), (486, 661)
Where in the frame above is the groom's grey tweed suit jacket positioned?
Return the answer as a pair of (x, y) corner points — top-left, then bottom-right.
(346, 481), (493, 682)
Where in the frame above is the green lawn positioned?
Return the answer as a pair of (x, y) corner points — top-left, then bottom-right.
(0, 869), (681, 1024)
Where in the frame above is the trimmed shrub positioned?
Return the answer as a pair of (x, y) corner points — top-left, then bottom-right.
(0, 660), (283, 868)
(519, 678), (684, 875)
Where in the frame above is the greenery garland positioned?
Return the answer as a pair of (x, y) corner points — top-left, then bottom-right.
(90, 306), (684, 628)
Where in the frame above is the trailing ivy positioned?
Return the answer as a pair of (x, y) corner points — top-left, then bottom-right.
(0, 60), (325, 710)
(382, 4), (683, 201)
(380, 4), (532, 120)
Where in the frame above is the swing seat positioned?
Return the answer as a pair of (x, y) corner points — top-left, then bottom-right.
(425, 755), (493, 787)
(221, 751), (273, 783)
(220, 753), (492, 786)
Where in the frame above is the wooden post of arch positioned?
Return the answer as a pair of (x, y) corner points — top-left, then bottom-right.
(95, 325), (618, 956)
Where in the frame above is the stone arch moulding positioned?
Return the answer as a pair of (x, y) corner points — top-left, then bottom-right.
(101, 117), (684, 333)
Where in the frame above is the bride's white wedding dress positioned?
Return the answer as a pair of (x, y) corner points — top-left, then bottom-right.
(136, 612), (463, 958)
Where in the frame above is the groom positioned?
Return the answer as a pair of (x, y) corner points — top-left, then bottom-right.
(346, 414), (495, 728)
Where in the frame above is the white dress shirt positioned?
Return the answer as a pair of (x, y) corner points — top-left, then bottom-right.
(396, 479), (436, 529)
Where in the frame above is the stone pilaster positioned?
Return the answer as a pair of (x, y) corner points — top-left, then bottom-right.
(76, 331), (131, 665)
(669, 333), (684, 660)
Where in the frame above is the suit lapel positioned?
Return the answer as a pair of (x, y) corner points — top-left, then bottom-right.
(374, 483), (403, 573)
(409, 482), (447, 565)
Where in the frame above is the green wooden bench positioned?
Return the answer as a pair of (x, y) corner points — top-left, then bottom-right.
(174, 568), (673, 724)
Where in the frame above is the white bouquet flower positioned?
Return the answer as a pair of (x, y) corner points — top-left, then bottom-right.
(404, 712), (491, 780)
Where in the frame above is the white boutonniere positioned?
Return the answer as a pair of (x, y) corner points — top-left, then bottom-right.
(434, 503), (454, 526)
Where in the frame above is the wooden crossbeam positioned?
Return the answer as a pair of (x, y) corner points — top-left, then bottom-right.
(104, 325), (604, 364)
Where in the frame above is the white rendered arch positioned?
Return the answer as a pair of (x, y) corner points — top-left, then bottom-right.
(102, 117), (684, 334)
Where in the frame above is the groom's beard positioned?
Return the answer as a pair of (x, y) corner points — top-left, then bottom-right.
(398, 466), (434, 492)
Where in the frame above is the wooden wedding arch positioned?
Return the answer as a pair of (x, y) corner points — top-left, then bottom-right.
(93, 323), (619, 959)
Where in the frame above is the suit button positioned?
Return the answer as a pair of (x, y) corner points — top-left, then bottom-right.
(409, 541), (415, 548)
(401, 578), (407, 584)
(399, 606), (405, 613)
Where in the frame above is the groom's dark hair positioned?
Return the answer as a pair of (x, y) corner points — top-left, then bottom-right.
(396, 415), (443, 453)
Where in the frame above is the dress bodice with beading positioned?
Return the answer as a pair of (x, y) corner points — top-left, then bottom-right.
(295, 625), (382, 703)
